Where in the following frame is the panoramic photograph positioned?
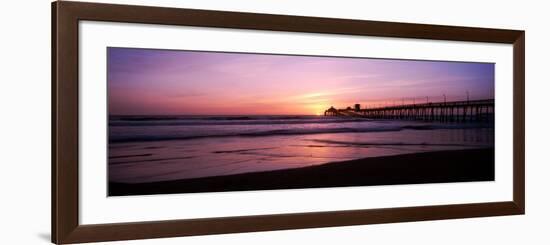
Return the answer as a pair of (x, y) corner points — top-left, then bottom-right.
(107, 47), (495, 196)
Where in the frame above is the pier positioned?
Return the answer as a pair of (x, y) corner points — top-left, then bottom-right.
(324, 99), (494, 122)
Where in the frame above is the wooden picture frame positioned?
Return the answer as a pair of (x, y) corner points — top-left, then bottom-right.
(52, 1), (525, 244)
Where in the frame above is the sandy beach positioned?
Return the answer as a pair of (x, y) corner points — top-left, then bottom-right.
(109, 148), (494, 196)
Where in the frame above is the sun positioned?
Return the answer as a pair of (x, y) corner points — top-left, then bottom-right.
(305, 103), (328, 116)
(312, 104), (328, 116)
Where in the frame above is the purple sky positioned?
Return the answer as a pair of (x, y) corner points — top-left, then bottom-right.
(108, 47), (494, 115)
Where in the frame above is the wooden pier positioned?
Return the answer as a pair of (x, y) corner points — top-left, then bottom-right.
(324, 99), (494, 122)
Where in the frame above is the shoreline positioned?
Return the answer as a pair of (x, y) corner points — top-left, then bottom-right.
(109, 148), (494, 196)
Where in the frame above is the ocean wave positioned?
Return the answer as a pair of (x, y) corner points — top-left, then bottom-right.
(109, 123), (492, 143)
(308, 139), (485, 147)
(109, 117), (368, 127)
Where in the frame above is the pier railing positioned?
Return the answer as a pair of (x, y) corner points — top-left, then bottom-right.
(324, 99), (494, 122)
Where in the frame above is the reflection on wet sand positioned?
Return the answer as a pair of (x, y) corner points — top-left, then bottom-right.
(109, 127), (493, 184)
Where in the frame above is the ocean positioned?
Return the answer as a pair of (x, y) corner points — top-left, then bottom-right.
(108, 115), (494, 184)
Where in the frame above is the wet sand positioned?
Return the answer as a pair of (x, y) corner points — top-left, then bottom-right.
(109, 148), (494, 196)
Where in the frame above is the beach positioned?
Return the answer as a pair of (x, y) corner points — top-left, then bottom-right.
(106, 48), (497, 197)
(109, 147), (494, 196)
(108, 115), (494, 196)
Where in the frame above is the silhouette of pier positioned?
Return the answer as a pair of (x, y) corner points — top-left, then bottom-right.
(324, 99), (494, 122)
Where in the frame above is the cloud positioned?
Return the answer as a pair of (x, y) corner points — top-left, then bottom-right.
(168, 91), (206, 98)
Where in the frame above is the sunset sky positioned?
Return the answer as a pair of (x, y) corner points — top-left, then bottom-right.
(108, 47), (494, 116)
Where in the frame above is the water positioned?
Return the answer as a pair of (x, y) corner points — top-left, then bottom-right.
(109, 115), (494, 183)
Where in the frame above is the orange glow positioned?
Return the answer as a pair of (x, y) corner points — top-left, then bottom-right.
(108, 48), (495, 115)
